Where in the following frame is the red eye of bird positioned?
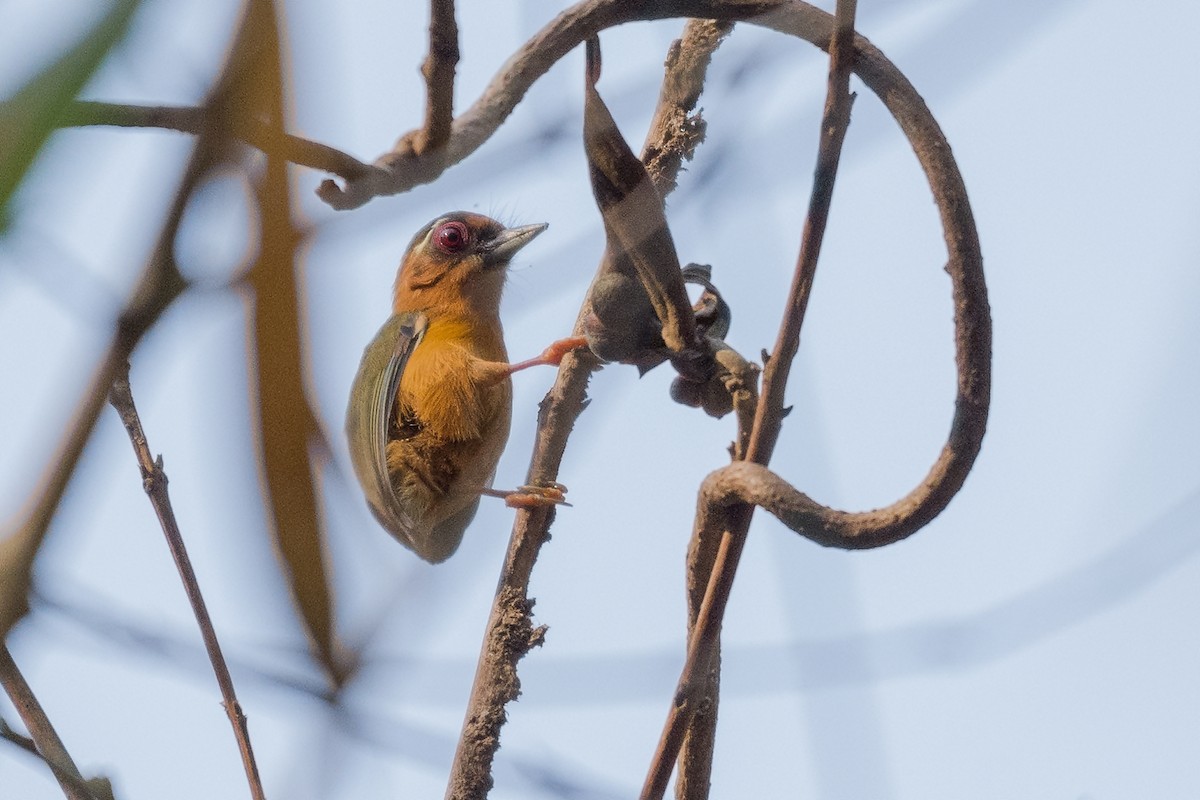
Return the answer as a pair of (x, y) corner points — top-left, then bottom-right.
(434, 221), (469, 254)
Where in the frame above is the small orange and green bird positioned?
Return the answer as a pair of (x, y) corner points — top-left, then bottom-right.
(346, 212), (586, 563)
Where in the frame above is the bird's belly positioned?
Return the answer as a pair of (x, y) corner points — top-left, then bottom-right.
(386, 384), (512, 526)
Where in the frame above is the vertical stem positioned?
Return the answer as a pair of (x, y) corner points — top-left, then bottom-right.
(419, 0), (459, 152)
(748, 0), (858, 465)
(642, 2), (860, 797)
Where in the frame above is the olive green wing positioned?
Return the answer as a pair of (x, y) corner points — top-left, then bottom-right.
(346, 312), (428, 537)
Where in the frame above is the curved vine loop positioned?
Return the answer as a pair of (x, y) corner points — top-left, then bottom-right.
(714, 3), (989, 550)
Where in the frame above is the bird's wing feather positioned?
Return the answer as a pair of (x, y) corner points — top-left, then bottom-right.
(346, 311), (429, 535)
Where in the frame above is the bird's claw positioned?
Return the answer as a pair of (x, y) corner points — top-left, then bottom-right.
(504, 483), (571, 508)
(539, 336), (589, 367)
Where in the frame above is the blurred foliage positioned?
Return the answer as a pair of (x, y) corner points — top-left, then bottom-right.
(236, 0), (343, 686)
(0, 0), (143, 232)
(0, 0), (342, 685)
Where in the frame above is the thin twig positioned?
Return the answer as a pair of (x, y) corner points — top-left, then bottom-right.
(442, 18), (732, 800)
(0, 717), (113, 800)
(642, 1), (861, 797)
(750, 0), (858, 462)
(107, 367), (267, 800)
(62, 100), (380, 182)
(0, 645), (97, 800)
(415, 0), (459, 154)
(1, 715), (39, 756)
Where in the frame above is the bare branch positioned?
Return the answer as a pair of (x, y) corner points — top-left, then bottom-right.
(415, 0), (459, 154)
(107, 366), (267, 800)
(0, 645), (98, 800)
(444, 346), (601, 800)
(61, 100), (380, 182)
(443, 16), (737, 800)
(676, 346), (757, 800)
(318, 1), (796, 210)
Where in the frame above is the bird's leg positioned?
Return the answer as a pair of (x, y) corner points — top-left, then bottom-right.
(480, 483), (570, 508)
(471, 336), (590, 387)
(507, 335), (590, 374)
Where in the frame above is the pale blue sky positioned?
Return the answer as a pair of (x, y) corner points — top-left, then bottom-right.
(2, 1), (1198, 798)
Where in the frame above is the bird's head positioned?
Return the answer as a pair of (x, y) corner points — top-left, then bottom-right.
(392, 212), (548, 318)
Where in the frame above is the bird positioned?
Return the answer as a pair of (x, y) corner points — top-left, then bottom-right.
(346, 212), (587, 563)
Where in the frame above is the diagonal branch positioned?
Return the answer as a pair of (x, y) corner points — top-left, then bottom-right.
(61, 100), (380, 182)
(0, 646), (98, 800)
(108, 366), (267, 800)
(0, 48), (239, 641)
